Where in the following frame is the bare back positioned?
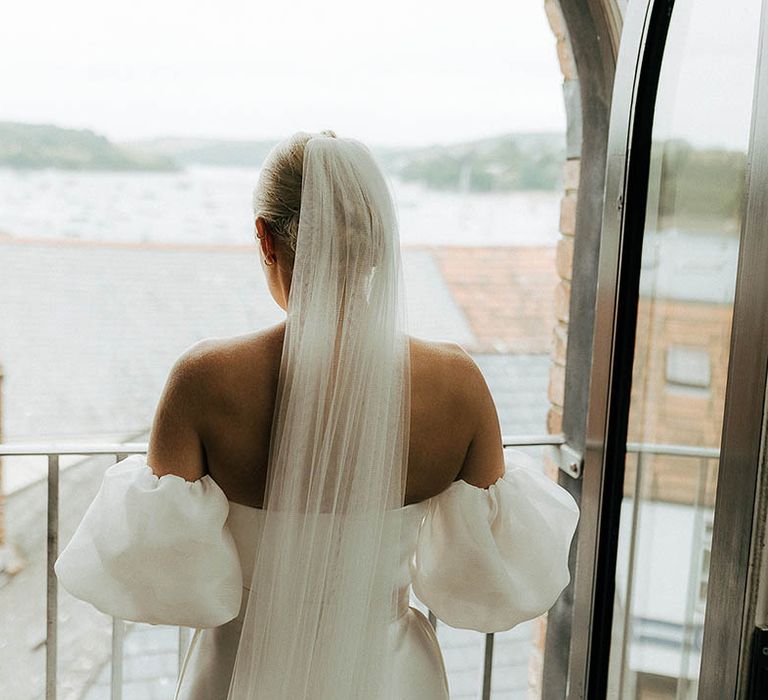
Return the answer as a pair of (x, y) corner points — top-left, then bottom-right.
(148, 321), (505, 507)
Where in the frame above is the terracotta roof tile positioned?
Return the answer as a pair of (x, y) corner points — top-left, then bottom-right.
(424, 246), (558, 354)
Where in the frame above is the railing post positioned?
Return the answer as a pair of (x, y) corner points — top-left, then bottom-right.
(47, 454), (59, 700)
(676, 457), (710, 695)
(0, 362), (4, 549)
(111, 618), (124, 700)
(178, 627), (192, 676)
(110, 453), (129, 700)
(616, 449), (644, 695)
(481, 632), (494, 700)
(428, 609), (437, 630)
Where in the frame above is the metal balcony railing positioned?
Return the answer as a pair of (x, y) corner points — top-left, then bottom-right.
(0, 435), (720, 700)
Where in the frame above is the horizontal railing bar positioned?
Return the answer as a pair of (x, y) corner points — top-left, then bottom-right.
(625, 442), (720, 459)
(0, 437), (721, 459)
(0, 443), (148, 456)
(502, 434), (565, 447)
(0, 436), (564, 456)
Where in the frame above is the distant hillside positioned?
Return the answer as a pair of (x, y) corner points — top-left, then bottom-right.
(655, 138), (747, 234)
(128, 137), (278, 167)
(0, 125), (741, 208)
(130, 132), (566, 192)
(0, 123), (177, 171)
(376, 132), (566, 191)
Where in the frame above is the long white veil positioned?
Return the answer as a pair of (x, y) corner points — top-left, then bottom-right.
(227, 135), (410, 698)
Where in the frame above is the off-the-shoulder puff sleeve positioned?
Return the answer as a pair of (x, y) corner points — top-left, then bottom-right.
(410, 449), (579, 633)
(54, 455), (243, 628)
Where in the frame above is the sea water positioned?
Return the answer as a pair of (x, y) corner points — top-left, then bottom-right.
(0, 166), (560, 247)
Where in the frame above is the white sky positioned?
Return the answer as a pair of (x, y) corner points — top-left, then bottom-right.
(0, 0), (567, 146)
(652, 0), (762, 152)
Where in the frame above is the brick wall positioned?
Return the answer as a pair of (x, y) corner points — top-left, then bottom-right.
(624, 298), (733, 507)
(532, 1), (581, 696)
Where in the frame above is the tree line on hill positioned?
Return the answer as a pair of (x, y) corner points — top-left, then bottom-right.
(0, 122), (748, 214)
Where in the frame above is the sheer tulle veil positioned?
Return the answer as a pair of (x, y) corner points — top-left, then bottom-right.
(227, 135), (411, 698)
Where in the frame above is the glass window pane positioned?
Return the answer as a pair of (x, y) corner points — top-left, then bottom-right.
(607, 0), (763, 698)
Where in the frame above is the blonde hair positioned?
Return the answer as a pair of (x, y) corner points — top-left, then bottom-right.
(253, 129), (338, 258)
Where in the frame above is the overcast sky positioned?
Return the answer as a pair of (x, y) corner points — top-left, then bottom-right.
(2, 0), (762, 150)
(654, 0), (761, 152)
(0, 0), (567, 147)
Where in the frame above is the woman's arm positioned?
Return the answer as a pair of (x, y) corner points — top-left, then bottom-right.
(452, 347), (506, 488)
(146, 341), (213, 481)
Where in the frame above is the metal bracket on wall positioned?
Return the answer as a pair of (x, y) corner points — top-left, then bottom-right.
(549, 443), (583, 479)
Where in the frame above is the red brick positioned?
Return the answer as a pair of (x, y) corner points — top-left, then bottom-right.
(563, 158), (581, 191)
(554, 279), (571, 323)
(559, 192), (577, 236)
(556, 236), (574, 281)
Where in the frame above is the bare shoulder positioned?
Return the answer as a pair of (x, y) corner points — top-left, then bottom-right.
(168, 336), (224, 381)
(409, 336), (504, 488)
(170, 322), (285, 387)
(407, 336), (469, 369)
(171, 324), (285, 411)
(408, 336), (488, 408)
(156, 337), (221, 411)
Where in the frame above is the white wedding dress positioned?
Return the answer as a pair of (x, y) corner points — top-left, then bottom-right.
(55, 448), (579, 699)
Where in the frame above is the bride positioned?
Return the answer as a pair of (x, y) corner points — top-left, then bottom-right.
(55, 130), (579, 699)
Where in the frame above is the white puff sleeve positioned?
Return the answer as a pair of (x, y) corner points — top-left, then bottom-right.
(54, 455), (243, 629)
(410, 449), (579, 633)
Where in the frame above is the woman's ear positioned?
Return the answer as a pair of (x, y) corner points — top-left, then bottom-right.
(255, 217), (276, 263)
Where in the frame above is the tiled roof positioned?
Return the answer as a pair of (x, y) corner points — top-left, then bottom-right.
(426, 246), (558, 354)
(0, 239), (554, 444)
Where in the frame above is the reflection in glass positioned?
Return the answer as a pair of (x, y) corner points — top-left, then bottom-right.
(607, 0), (763, 698)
